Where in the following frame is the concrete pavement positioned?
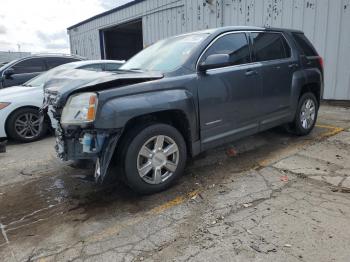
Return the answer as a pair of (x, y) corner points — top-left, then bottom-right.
(0, 103), (350, 262)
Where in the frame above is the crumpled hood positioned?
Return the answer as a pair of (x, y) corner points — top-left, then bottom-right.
(44, 69), (164, 106)
(0, 85), (42, 101)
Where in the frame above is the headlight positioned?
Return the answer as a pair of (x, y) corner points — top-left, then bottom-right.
(61, 93), (98, 125)
(0, 102), (11, 110)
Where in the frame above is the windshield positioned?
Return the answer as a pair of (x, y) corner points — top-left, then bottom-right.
(24, 63), (78, 87)
(120, 33), (209, 73)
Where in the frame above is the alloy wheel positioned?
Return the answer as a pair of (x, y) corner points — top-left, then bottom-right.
(14, 112), (41, 139)
(137, 135), (179, 184)
(300, 98), (316, 129)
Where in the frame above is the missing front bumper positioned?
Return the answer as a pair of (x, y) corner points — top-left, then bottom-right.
(55, 127), (121, 183)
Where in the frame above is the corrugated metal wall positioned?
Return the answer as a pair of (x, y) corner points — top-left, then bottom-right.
(68, 0), (350, 100)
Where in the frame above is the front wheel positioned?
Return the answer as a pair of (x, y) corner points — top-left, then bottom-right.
(289, 92), (318, 136)
(120, 123), (187, 195)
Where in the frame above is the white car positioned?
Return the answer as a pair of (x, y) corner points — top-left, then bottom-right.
(0, 60), (124, 143)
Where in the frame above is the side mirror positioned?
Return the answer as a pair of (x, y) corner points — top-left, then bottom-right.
(198, 54), (230, 72)
(3, 68), (14, 78)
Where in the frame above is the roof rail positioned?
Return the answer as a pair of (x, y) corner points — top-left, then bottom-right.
(30, 53), (86, 59)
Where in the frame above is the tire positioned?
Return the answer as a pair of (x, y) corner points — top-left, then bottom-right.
(288, 92), (318, 136)
(119, 123), (187, 195)
(6, 108), (48, 143)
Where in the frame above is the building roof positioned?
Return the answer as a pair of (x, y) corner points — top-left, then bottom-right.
(67, 0), (145, 30)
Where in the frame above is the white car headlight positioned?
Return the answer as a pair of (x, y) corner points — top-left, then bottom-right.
(61, 93), (98, 125)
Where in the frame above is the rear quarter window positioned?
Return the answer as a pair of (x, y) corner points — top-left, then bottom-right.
(251, 32), (291, 62)
(292, 33), (318, 57)
(104, 63), (122, 71)
(45, 57), (80, 69)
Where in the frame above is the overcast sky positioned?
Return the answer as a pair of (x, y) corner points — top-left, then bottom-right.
(0, 0), (133, 54)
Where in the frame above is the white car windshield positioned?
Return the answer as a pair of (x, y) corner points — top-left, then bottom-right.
(23, 63), (79, 87)
(120, 33), (209, 73)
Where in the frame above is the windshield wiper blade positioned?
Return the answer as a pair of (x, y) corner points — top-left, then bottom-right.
(115, 68), (144, 72)
(128, 68), (144, 71)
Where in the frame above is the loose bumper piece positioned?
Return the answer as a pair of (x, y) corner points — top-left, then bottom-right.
(55, 126), (121, 182)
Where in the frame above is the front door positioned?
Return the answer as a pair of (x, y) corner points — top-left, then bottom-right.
(197, 32), (262, 149)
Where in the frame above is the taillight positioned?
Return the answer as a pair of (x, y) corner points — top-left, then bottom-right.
(318, 56), (324, 69)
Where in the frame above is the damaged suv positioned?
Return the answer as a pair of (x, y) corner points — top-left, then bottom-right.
(43, 26), (323, 194)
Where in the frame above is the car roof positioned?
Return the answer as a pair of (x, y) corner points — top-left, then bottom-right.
(176, 26), (303, 38)
(0, 57), (123, 72)
(0, 54), (83, 69)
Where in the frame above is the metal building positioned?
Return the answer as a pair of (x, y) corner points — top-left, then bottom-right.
(67, 0), (350, 100)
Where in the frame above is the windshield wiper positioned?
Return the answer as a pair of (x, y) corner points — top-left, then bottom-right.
(22, 84), (32, 87)
(115, 68), (145, 73)
(128, 68), (144, 71)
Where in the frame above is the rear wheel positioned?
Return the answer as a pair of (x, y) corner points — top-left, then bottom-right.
(288, 92), (318, 136)
(6, 108), (48, 143)
(120, 123), (187, 195)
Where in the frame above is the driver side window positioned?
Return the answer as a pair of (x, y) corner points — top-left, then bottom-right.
(202, 33), (251, 67)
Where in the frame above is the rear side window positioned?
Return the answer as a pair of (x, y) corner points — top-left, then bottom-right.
(12, 58), (46, 74)
(202, 33), (251, 66)
(104, 63), (122, 71)
(292, 33), (318, 57)
(251, 32), (291, 62)
(45, 57), (79, 69)
(79, 64), (104, 71)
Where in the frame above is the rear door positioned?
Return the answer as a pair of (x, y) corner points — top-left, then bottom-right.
(250, 32), (297, 127)
(197, 32), (262, 149)
(2, 58), (47, 87)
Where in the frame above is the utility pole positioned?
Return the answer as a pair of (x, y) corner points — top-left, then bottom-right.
(17, 43), (21, 57)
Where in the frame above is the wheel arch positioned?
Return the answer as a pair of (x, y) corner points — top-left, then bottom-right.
(5, 105), (50, 136)
(118, 109), (194, 157)
(299, 82), (321, 105)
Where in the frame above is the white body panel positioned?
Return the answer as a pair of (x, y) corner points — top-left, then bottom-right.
(0, 86), (43, 138)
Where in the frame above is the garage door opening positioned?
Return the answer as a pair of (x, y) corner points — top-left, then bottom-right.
(101, 20), (143, 61)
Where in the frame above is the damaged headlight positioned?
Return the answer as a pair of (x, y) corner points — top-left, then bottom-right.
(61, 93), (98, 125)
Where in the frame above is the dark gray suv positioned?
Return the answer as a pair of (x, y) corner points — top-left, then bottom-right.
(44, 26), (323, 194)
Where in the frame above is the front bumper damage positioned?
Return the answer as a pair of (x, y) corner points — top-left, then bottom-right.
(55, 125), (121, 182)
(42, 90), (120, 182)
(41, 70), (165, 183)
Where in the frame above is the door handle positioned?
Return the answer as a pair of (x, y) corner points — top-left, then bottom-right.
(245, 70), (257, 76)
(288, 63), (299, 69)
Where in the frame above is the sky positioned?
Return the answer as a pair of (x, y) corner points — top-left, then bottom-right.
(0, 0), (133, 54)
